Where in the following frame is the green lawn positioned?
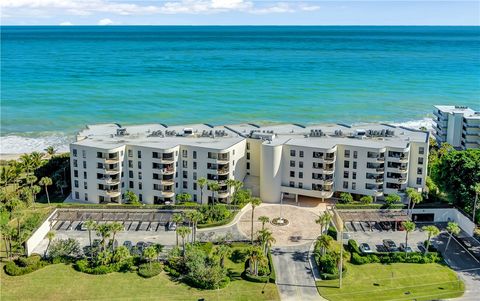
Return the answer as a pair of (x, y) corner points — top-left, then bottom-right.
(317, 263), (464, 301)
(1, 244), (279, 301)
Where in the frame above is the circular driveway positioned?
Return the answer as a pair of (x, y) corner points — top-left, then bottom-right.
(237, 204), (323, 246)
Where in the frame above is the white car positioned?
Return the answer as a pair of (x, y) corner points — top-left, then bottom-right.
(360, 243), (373, 253)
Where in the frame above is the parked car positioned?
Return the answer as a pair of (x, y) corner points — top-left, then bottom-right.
(359, 243), (373, 253)
(167, 221), (177, 231)
(383, 239), (398, 251)
(399, 243), (413, 252)
(136, 241), (146, 251)
(418, 244), (427, 254)
(80, 222), (88, 231)
(123, 240), (133, 250)
(380, 221), (392, 231)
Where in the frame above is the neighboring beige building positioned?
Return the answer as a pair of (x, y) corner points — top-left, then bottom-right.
(433, 105), (480, 150)
(70, 122), (429, 205)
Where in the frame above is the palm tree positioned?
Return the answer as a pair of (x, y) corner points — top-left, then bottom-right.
(30, 152), (43, 170)
(473, 183), (480, 223)
(445, 222), (460, 252)
(84, 219), (97, 248)
(208, 181), (220, 205)
(246, 246), (264, 276)
(39, 177), (53, 204)
(406, 188), (423, 217)
(258, 216), (270, 230)
(402, 221), (415, 257)
(172, 213), (183, 247)
(189, 211), (203, 243)
(422, 225), (440, 255)
(44, 231), (55, 258)
(317, 234), (333, 256)
(154, 243), (164, 261)
(96, 223), (112, 251)
(316, 212), (332, 235)
(250, 197), (262, 244)
(197, 177), (208, 203)
(258, 229), (276, 255)
(143, 246), (158, 269)
(214, 244), (232, 268)
(232, 180), (244, 204)
(20, 153), (33, 182)
(109, 222), (124, 250)
(32, 185), (41, 207)
(26, 174), (37, 190)
(45, 146), (56, 157)
(1, 224), (14, 259)
(225, 179), (236, 204)
(177, 226), (191, 257)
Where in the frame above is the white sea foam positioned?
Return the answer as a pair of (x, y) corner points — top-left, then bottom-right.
(391, 117), (434, 131)
(0, 134), (73, 154)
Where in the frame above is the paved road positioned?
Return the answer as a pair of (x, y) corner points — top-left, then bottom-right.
(271, 244), (323, 301)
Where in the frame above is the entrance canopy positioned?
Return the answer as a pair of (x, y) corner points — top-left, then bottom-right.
(336, 209), (410, 222)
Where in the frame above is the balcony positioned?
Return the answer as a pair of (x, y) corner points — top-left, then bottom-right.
(101, 177), (120, 185)
(217, 190), (230, 198)
(103, 167), (120, 175)
(398, 178), (407, 184)
(161, 191), (175, 198)
(324, 155), (335, 162)
(217, 167), (229, 175)
(208, 152), (229, 163)
(161, 156), (174, 164)
(433, 110), (447, 121)
(162, 168), (174, 175)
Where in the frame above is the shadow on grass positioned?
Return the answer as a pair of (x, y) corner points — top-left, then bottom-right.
(227, 268), (242, 281)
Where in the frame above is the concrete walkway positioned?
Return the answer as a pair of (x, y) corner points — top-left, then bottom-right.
(271, 243), (324, 301)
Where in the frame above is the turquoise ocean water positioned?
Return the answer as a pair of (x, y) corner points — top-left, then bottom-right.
(1, 26), (479, 153)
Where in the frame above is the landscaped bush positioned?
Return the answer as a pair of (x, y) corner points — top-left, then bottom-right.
(351, 252), (380, 265)
(267, 252), (276, 283)
(5, 256), (49, 276)
(48, 238), (82, 261)
(347, 239), (361, 254)
(335, 203), (405, 209)
(241, 270), (270, 283)
(74, 258), (132, 275)
(350, 252), (442, 265)
(327, 226), (337, 239)
(137, 262), (162, 278)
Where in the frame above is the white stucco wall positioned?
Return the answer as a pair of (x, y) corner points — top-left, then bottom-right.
(26, 209), (57, 256)
(412, 208), (475, 236)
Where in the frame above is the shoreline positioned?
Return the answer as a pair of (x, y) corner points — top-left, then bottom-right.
(0, 118), (434, 157)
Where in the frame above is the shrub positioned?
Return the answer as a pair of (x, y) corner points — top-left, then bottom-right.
(267, 252), (276, 283)
(137, 262), (162, 278)
(241, 271), (270, 283)
(350, 252), (442, 265)
(163, 264), (180, 277)
(230, 249), (247, 263)
(74, 259), (124, 275)
(327, 226), (337, 239)
(339, 192), (354, 204)
(360, 195), (374, 204)
(199, 242), (213, 255)
(5, 256), (49, 276)
(347, 240), (360, 254)
(48, 238), (81, 260)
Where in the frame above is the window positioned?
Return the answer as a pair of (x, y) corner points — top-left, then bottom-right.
(182, 161), (187, 168)
(72, 149), (77, 157)
(193, 172), (197, 180)
(247, 162), (250, 169)
(193, 183), (197, 190)
(128, 160), (133, 168)
(289, 181), (294, 187)
(343, 181), (348, 189)
(418, 157), (424, 165)
(344, 161), (350, 168)
(343, 171), (349, 179)
(233, 150), (235, 155)
(74, 180), (79, 188)
(183, 171), (188, 179)
(419, 147), (425, 155)
(138, 161), (142, 169)
(128, 150), (133, 157)
(353, 161), (357, 169)
(299, 161), (303, 168)
(83, 161), (87, 168)
(129, 171), (133, 178)
(97, 152), (103, 158)
(247, 153), (250, 160)
(290, 171), (295, 177)
(299, 182), (303, 188)
(83, 172), (87, 179)
(153, 173), (160, 180)
(73, 159), (78, 167)
(152, 152), (159, 158)
(139, 194), (142, 203)
(352, 172), (357, 180)
(344, 150), (350, 158)
(137, 150), (142, 158)
(193, 194), (197, 202)
(290, 150), (296, 157)
(353, 151), (358, 159)
(246, 142), (250, 150)
(299, 151), (304, 158)
(193, 151), (197, 159)
(75, 191), (79, 199)
(352, 183), (356, 190)
(290, 160), (295, 167)
(183, 181), (188, 189)
(417, 167), (423, 175)
(299, 172), (303, 179)
(84, 182), (87, 189)
(85, 193), (88, 201)
(129, 181), (134, 188)
(139, 183), (143, 190)
(416, 177), (422, 185)
(82, 150), (86, 158)
(193, 162), (197, 169)
(182, 150), (187, 158)
(74, 170), (78, 177)
(138, 172), (142, 180)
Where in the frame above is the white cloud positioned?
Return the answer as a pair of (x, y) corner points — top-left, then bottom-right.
(98, 18), (114, 25)
(59, 21), (73, 26)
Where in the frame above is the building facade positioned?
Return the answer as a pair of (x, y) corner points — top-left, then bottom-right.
(433, 105), (480, 150)
(70, 122), (429, 205)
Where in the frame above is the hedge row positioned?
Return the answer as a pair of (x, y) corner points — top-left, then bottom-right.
(4, 255), (50, 276)
(197, 213), (236, 229)
(351, 251), (442, 265)
(56, 203), (239, 211)
(335, 203), (405, 209)
(242, 252), (276, 284)
(74, 259), (134, 275)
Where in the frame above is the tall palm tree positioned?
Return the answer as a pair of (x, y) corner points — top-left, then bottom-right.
(250, 197), (262, 244)
(402, 221), (415, 257)
(143, 246), (158, 269)
(26, 175), (37, 190)
(258, 229), (276, 255)
(232, 180), (244, 204)
(39, 177), (53, 204)
(422, 225), (440, 255)
(172, 213), (183, 247)
(20, 153), (33, 182)
(84, 219), (97, 248)
(44, 231), (55, 258)
(177, 226), (191, 257)
(189, 211), (203, 243)
(445, 222), (460, 252)
(246, 246), (264, 276)
(32, 185), (41, 208)
(109, 222), (124, 250)
(1, 224), (14, 259)
(208, 181), (220, 205)
(45, 146), (56, 157)
(225, 179), (236, 204)
(30, 152), (43, 170)
(407, 189), (423, 217)
(197, 177), (208, 204)
(317, 234), (333, 256)
(214, 244), (232, 268)
(473, 183), (480, 223)
(96, 223), (112, 251)
(258, 216), (270, 230)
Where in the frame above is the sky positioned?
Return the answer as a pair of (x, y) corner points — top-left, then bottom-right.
(1, 0), (479, 26)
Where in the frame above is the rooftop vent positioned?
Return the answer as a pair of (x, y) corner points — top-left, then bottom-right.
(310, 129), (325, 137)
(116, 128), (128, 136)
(148, 130), (164, 138)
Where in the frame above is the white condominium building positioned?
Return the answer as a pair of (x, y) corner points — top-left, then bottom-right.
(433, 105), (480, 150)
(70, 122), (429, 205)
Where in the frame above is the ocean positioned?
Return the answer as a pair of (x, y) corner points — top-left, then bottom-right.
(1, 26), (479, 154)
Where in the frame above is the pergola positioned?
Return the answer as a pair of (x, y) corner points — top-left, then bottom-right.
(337, 209), (410, 223)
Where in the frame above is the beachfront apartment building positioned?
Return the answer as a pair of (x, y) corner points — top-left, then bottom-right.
(433, 105), (480, 150)
(69, 122), (429, 205)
